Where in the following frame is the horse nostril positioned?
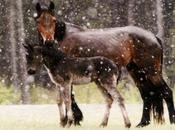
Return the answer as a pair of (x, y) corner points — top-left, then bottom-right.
(27, 69), (36, 75)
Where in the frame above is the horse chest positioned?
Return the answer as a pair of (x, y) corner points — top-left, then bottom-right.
(44, 66), (65, 85)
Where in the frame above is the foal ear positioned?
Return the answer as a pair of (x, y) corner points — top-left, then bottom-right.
(23, 44), (33, 54)
(36, 2), (41, 12)
(49, 1), (55, 11)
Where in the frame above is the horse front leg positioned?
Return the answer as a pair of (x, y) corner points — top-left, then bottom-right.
(62, 80), (74, 127)
(56, 85), (67, 127)
(70, 85), (83, 126)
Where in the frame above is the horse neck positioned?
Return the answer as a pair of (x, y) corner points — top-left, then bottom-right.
(55, 21), (66, 41)
(55, 21), (85, 42)
(65, 22), (85, 32)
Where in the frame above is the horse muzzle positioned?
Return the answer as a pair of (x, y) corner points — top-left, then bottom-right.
(27, 68), (36, 75)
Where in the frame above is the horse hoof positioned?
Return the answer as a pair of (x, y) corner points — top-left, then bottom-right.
(66, 120), (73, 128)
(74, 121), (81, 126)
(170, 114), (175, 124)
(60, 117), (67, 127)
(60, 122), (66, 128)
(136, 121), (150, 127)
(99, 122), (107, 127)
(125, 123), (131, 128)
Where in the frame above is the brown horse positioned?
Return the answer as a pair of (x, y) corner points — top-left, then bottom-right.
(33, 1), (175, 127)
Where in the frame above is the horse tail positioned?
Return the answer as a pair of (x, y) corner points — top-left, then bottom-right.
(155, 36), (163, 70)
(151, 36), (164, 124)
(152, 92), (165, 124)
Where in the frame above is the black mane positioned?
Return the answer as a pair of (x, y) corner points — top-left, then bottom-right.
(41, 44), (67, 62)
(54, 21), (66, 41)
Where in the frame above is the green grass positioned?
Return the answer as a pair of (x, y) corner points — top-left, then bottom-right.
(1, 81), (175, 104)
(72, 82), (142, 104)
(0, 82), (20, 104)
(0, 104), (174, 130)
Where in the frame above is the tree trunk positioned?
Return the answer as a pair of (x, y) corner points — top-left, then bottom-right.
(128, 0), (136, 25)
(9, 0), (19, 92)
(109, 0), (128, 27)
(16, 0), (30, 104)
(156, 0), (164, 40)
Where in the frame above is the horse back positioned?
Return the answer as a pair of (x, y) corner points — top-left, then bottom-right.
(59, 26), (162, 74)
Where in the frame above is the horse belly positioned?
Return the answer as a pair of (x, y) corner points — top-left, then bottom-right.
(72, 75), (92, 85)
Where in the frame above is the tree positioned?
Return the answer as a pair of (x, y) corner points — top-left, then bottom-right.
(5, 0), (31, 103)
(16, 0), (30, 104)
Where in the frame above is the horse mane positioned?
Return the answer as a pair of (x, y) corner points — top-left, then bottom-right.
(54, 21), (66, 41)
(65, 22), (86, 32)
(54, 21), (86, 41)
(41, 44), (67, 62)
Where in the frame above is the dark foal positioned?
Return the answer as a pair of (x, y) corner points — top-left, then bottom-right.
(24, 43), (131, 128)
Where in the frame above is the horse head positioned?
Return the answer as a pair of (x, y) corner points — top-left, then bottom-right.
(34, 1), (56, 43)
(23, 43), (43, 75)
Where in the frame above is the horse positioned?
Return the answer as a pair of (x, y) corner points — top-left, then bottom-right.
(33, 1), (175, 127)
(24, 42), (131, 128)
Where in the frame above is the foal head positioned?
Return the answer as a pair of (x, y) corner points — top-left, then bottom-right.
(24, 44), (43, 75)
(24, 41), (66, 75)
(34, 1), (56, 42)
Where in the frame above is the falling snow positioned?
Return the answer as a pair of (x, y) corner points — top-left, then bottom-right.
(0, 0), (174, 104)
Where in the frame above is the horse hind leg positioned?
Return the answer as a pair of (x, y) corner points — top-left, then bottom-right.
(99, 76), (131, 128)
(150, 75), (175, 124)
(96, 81), (113, 127)
(127, 62), (157, 127)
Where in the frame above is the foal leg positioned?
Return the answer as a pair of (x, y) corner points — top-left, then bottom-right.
(96, 83), (113, 127)
(100, 76), (131, 128)
(56, 86), (66, 127)
(62, 81), (74, 127)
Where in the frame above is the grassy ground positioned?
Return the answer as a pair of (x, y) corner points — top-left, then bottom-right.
(0, 104), (174, 130)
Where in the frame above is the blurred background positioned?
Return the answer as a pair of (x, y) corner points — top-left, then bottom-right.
(0, 0), (175, 104)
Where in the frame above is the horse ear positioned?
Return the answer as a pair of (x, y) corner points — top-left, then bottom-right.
(49, 1), (55, 11)
(36, 2), (41, 12)
(23, 44), (33, 54)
